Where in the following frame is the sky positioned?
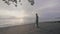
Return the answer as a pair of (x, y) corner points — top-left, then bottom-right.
(0, 0), (60, 21)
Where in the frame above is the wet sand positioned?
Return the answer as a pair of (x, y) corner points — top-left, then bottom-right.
(0, 22), (60, 34)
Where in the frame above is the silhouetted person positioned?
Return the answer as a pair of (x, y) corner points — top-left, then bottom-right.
(36, 13), (39, 28)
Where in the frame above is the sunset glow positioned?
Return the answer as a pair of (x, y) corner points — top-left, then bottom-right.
(16, 10), (25, 18)
(15, 10), (28, 18)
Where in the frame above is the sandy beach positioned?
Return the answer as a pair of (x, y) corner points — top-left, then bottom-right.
(0, 22), (60, 34)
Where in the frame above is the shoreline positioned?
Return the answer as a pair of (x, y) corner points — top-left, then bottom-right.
(0, 20), (60, 28)
(0, 22), (60, 34)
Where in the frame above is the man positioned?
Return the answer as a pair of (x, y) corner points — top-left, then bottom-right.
(36, 13), (39, 28)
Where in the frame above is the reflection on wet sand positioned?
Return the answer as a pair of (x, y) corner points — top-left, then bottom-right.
(0, 22), (60, 34)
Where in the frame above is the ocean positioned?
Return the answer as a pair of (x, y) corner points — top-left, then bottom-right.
(0, 17), (60, 27)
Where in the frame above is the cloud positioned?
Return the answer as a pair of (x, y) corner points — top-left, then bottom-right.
(0, 0), (60, 19)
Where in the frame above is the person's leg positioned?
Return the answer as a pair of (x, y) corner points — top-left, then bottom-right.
(36, 22), (39, 28)
(36, 21), (39, 28)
